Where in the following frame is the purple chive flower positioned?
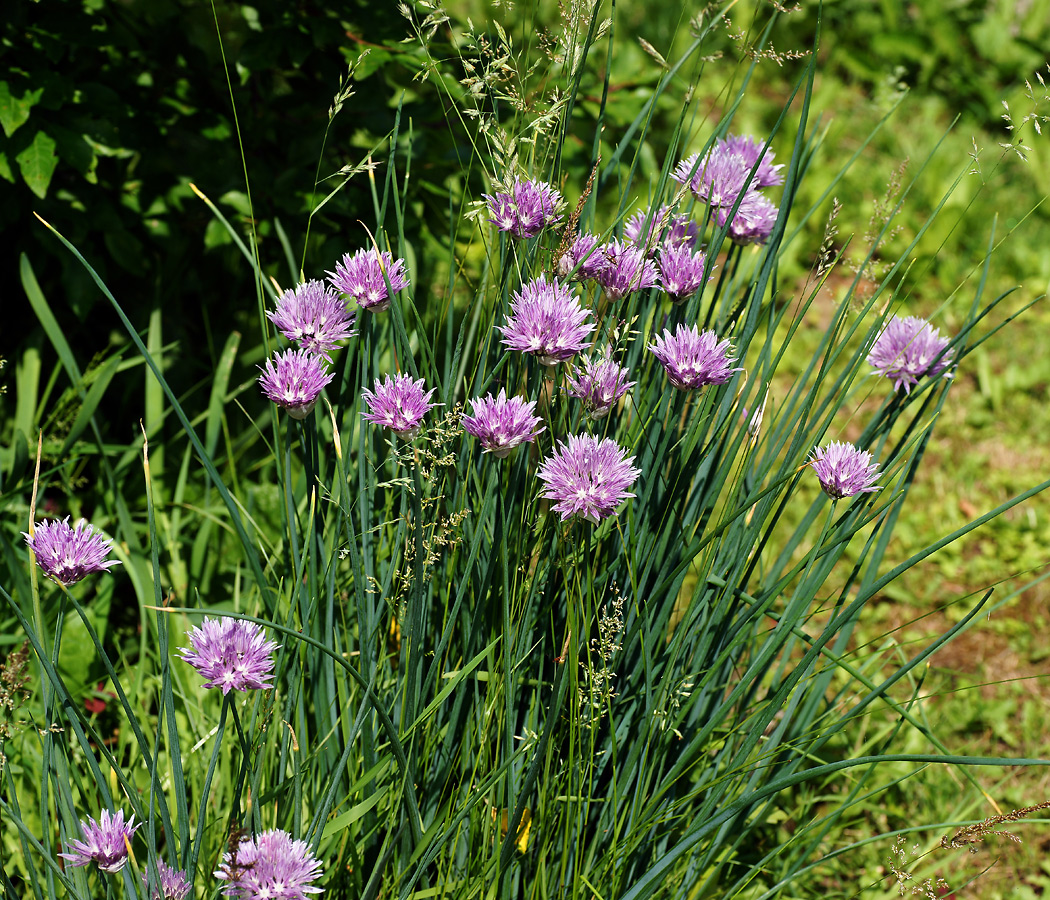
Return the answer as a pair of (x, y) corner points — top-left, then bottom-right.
(672, 150), (749, 208)
(267, 280), (355, 359)
(564, 356), (636, 418)
(595, 239), (660, 301)
(658, 244), (713, 304)
(809, 441), (881, 499)
(498, 275), (594, 365)
(216, 829), (323, 900)
(537, 434), (641, 524)
(672, 134), (782, 207)
(143, 860), (192, 900)
(327, 248), (409, 312)
(23, 518), (121, 586)
(483, 177), (564, 239)
(461, 388), (545, 457)
(258, 349), (334, 420)
(59, 809), (140, 874)
(670, 152), (703, 189)
(716, 134), (784, 188)
(648, 324), (740, 390)
(361, 373), (438, 438)
(624, 205), (700, 254)
(718, 190), (779, 246)
(557, 233), (606, 281)
(867, 315), (954, 394)
(178, 617), (279, 695)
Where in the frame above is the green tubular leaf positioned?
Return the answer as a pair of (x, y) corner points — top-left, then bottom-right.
(159, 605), (425, 847)
(60, 353), (121, 457)
(0, 798), (78, 897)
(37, 219), (273, 601)
(320, 789), (389, 843)
(404, 638), (501, 739)
(21, 254), (82, 387)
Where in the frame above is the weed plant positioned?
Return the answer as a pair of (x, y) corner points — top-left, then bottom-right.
(3, 2), (1050, 899)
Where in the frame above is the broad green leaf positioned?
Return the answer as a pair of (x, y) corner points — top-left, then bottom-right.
(204, 217), (234, 248)
(51, 124), (98, 183)
(219, 189), (252, 216)
(57, 591), (110, 681)
(15, 129), (58, 199)
(0, 150), (13, 183)
(6, 428), (30, 489)
(0, 81), (43, 138)
(103, 227), (148, 276)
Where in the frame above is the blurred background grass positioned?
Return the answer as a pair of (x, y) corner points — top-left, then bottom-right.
(3, 0), (1049, 894)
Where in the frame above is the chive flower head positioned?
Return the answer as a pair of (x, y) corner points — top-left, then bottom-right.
(648, 324), (740, 390)
(809, 441), (882, 499)
(595, 239), (659, 301)
(216, 829), (323, 900)
(178, 617), (279, 694)
(484, 177), (564, 239)
(557, 233), (606, 281)
(564, 356), (635, 418)
(59, 809), (140, 874)
(624, 205), (700, 254)
(537, 434), (641, 523)
(498, 275), (594, 365)
(23, 517), (121, 586)
(461, 388), (545, 457)
(268, 280), (354, 360)
(867, 315), (954, 394)
(361, 373), (438, 439)
(143, 860), (192, 900)
(658, 244), (713, 304)
(327, 248), (408, 312)
(258, 349), (334, 419)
